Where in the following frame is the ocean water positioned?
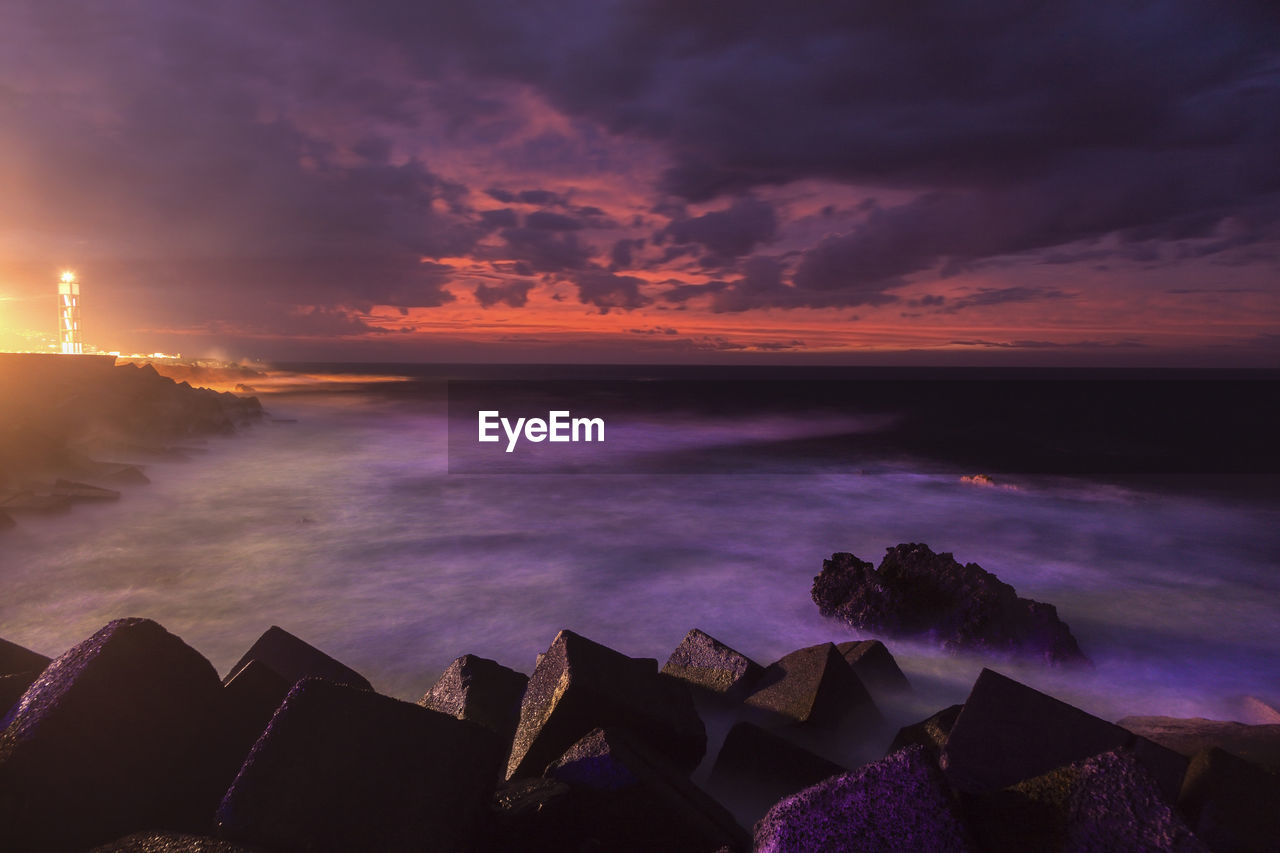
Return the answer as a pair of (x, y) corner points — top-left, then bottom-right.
(2, 370), (1278, 736)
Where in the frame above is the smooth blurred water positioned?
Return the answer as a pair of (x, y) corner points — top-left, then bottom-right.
(2, 386), (1278, 730)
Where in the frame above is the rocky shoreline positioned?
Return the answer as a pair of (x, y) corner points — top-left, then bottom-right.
(2, 618), (1276, 852)
(0, 354), (263, 527)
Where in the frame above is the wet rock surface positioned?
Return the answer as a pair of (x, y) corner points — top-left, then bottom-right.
(813, 544), (1089, 665)
(707, 721), (846, 826)
(754, 745), (975, 853)
(0, 637), (51, 718)
(835, 639), (911, 697)
(742, 642), (880, 731)
(536, 726), (749, 853)
(889, 704), (963, 755)
(217, 678), (496, 853)
(222, 625), (372, 691)
(965, 750), (1208, 852)
(661, 628), (764, 702)
(942, 668), (1188, 803)
(506, 629), (706, 779)
(0, 618), (226, 852)
(419, 653), (528, 742)
(1178, 747), (1280, 853)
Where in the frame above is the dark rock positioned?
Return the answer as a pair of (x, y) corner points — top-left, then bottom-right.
(217, 678), (496, 853)
(485, 777), (574, 852)
(965, 749), (1207, 853)
(222, 625), (371, 690)
(1179, 747), (1280, 853)
(0, 618), (225, 852)
(754, 744), (975, 853)
(835, 639), (911, 697)
(661, 629), (764, 702)
(505, 629), (705, 780)
(219, 660), (291, 768)
(0, 671), (42, 720)
(0, 508), (13, 529)
(707, 721), (846, 826)
(0, 636), (51, 676)
(888, 704), (963, 755)
(941, 668), (1187, 802)
(813, 544), (1090, 665)
(89, 832), (260, 852)
(742, 642), (880, 731)
(537, 727), (749, 852)
(421, 654), (528, 781)
(1118, 716), (1280, 770)
(419, 654), (528, 743)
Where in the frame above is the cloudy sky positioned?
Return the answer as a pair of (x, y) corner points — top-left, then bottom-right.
(1, 1), (1277, 362)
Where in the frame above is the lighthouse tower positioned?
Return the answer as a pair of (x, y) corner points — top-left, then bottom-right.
(58, 271), (83, 354)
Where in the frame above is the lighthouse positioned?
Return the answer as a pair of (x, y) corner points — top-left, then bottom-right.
(58, 271), (83, 354)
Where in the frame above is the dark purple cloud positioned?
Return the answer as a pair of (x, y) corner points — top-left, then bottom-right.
(525, 210), (585, 231)
(659, 197), (778, 267)
(343, 0), (1280, 301)
(1, 0), (1277, 346)
(939, 287), (1072, 313)
(474, 280), (534, 307)
(573, 269), (652, 312)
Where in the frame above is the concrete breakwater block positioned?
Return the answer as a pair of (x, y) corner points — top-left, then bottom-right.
(0, 618), (226, 852)
(889, 704), (963, 755)
(420, 653), (529, 742)
(0, 672), (43, 721)
(222, 625), (371, 691)
(965, 749), (1208, 852)
(835, 639), (911, 698)
(0, 636), (51, 679)
(420, 653), (529, 781)
(742, 642), (881, 731)
(506, 629), (706, 780)
(531, 726), (748, 853)
(708, 721), (846, 825)
(661, 628), (764, 702)
(941, 668), (1188, 803)
(219, 659), (292, 774)
(754, 745), (976, 853)
(217, 678), (497, 853)
(1179, 747), (1280, 853)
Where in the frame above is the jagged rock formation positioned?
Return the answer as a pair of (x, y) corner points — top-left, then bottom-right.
(813, 543), (1089, 665)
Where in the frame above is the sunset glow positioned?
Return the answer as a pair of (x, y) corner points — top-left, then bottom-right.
(0, 2), (1275, 364)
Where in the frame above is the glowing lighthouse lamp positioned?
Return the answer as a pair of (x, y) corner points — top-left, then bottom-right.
(58, 271), (83, 354)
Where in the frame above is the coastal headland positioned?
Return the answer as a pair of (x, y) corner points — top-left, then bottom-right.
(0, 353), (263, 524)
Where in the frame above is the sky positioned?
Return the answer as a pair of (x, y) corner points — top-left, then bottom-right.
(0, 0), (1277, 364)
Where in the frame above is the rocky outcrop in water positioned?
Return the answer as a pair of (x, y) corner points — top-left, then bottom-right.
(812, 543), (1090, 665)
(2, 620), (1273, 852)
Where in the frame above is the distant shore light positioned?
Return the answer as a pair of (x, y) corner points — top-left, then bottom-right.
(60, 271), (76, 284)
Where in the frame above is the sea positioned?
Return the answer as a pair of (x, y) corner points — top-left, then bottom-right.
(2, 365), (1278, 736)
